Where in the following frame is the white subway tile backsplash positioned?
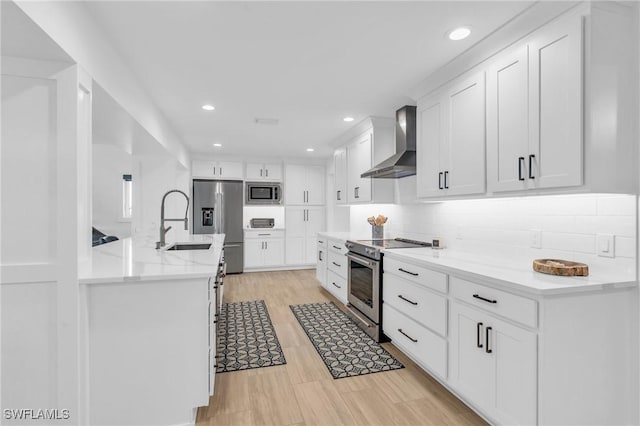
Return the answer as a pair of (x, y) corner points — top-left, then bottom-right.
(348, 194), (636, 274)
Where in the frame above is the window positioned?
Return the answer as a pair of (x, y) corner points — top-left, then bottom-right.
(122, 174), (132, 219)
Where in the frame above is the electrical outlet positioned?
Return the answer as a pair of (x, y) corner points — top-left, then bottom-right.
(530, 229), (542, 249)
(597, 234), (615, 258)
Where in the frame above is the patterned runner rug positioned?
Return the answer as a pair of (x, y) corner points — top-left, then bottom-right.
(216, 300), (286, 373)
(290, 302), (403, 379)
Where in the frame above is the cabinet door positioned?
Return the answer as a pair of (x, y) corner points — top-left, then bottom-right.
(305, 207), (325, 264)
(449, 302), (495, 412)
(284, 165), (306, 205)
(192, 160), (217, 178)
(529, 16), (582, 189)
(416, 96), (445, 198)
(445, 72), (486, 196)
(263, 239), (284, 266)
(316, 245), (327, 286)
(347, 133), (372, 203)
(245, 163), (264, 180)
(285, 237), (305, 265)
(217, 161), (244, 180)
(334, 149), (347, 204)
(263, 163), (282, 181)
(285, 207), (306, 238)
(244, 239), (264, 268)
(305, 165), (325, 205)
(487, 46), (530, 193)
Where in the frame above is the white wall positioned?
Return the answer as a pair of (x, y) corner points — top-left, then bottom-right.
(92, 144), (133, 238)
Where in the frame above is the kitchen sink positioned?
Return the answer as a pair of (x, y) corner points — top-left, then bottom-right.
(165, 243), (211, 251)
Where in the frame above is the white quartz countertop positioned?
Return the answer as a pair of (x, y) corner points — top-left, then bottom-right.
(78, 234), (225, 284)
(317, 231), (369, 241)
(383, 248), (636, 296)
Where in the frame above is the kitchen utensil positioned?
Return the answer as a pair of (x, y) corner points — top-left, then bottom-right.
(533, 259), (589, 276)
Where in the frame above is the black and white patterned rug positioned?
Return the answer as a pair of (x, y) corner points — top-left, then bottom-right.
(290, 302), (403, 379)
(216, 300), (286, 373)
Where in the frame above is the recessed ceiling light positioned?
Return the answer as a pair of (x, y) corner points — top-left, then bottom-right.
(343, 117), (354, 122)
(447, 27), (471, 41)
(202, 104), (215, 111)
(306, 148), (314, 152)
(213, 143), (222, 147)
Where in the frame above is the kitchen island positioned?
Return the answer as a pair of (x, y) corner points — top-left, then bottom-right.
(78, 234), (224, 426)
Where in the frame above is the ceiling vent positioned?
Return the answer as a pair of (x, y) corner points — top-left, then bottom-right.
(254, 118), (279, 125)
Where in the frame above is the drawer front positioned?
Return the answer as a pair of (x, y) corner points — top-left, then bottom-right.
(383, 304), (447, 379)
(244, 230), (285, 239)
(384, 257), (447, 294)
(328, 239), (347, 255)
(328, 250), (347, 278)
(326, 269), (347, 304)
(449, 276), (537, 328)
(383, 274), (447, 337)
(317, 237), (328, 248)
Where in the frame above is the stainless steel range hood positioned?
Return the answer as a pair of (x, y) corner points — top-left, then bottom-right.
(361, 105), (416, 179)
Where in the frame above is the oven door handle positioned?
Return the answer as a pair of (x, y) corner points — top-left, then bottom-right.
(346, 252), (376, 267)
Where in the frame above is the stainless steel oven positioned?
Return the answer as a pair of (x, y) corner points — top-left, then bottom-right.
(346, 251), (381, 328)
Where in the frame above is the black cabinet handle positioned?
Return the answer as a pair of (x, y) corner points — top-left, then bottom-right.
(398, 294), (418, 306)
(528, 154), (535, 179)
(318, 251), (323, 261)
(477, 322), (483, 348)
(518, 157), (525, 181)
(398, 267), (418, 277)
(337, 190), (341, 201)
(438, 172), (443, 190)
(260, 169), (263, 177)
(444, 171), (449, 189)
(332, 261), (341, 267)
(332, 282), (341, 289)
(473, 294), (497, 304)
(485, 327), (493, 354)
(398, 328), (418, 343)
(332, 245), (342, 250)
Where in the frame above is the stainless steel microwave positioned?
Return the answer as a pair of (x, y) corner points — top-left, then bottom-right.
(245, 182), (282, 204)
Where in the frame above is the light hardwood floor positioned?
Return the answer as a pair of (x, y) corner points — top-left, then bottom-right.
(196, 269), (487, 426)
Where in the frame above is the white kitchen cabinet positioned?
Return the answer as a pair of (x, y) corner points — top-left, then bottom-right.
(284, 164), (325, 205)
(416, 71), (486, 198)
(285, 206), (325, 265)
(244, 230), (285, 268)
(333, 148), (347, 204)
(449, 301), (537, 426)
(316, 238), (328, 287)
(332, 117), (395, 205)
(246, 162), (282, 181)
(192, 160), (244, 180)
(487, 15), (583, 193)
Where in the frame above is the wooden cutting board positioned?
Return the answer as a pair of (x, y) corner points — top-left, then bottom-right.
(533, 259), (589, 276)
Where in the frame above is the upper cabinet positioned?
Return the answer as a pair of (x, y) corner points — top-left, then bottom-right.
(192, 160), (243, 180)
(487, 17), (582, 193)
(333, 148), (347, 205)
(333, 118), (395, 205)
(246, 162), (282, 182)
(417, 71), (486, 198)
(284, 164), (325, 205)
(416, 5), (636, 199)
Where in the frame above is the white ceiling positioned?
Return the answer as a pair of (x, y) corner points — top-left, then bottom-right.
(85, 1), (533, 160)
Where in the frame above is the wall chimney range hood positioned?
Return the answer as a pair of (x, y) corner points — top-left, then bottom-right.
(361, 105), (417, 179)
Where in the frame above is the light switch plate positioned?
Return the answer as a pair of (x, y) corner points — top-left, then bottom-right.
(530, 229), (542, 249)
(597, 234), (615, 258)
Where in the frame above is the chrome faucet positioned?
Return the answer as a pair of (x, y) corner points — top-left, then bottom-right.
(156, 189), (190, 249)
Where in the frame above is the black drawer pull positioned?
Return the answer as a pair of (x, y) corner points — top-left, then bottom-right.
(398, 328), (418, 343)
(438, 172), (443, 190)
(398, 294), (418, 306)
(332, 262), (341, 267)
(332, 282), (341, 289)
(332, 245), (342, 250)
(486, 326), (493, 354)
(444, 171), (449, 189)
(398, 268), (418, 277)
(473, 294), (497, 304)
(477, 322), (483, 348)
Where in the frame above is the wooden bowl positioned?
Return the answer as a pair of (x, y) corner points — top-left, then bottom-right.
(533, 259), (589, 277)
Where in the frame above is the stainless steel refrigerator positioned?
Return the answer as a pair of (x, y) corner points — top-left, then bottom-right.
(192, 179), (244, 273)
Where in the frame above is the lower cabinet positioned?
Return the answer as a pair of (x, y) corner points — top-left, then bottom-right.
(316, 238), (328, 287)
(326, 269), (347, 304)
(244, 230), (285, 268)
(285, 206), (325, 265)
(449, 301), (537, 425)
